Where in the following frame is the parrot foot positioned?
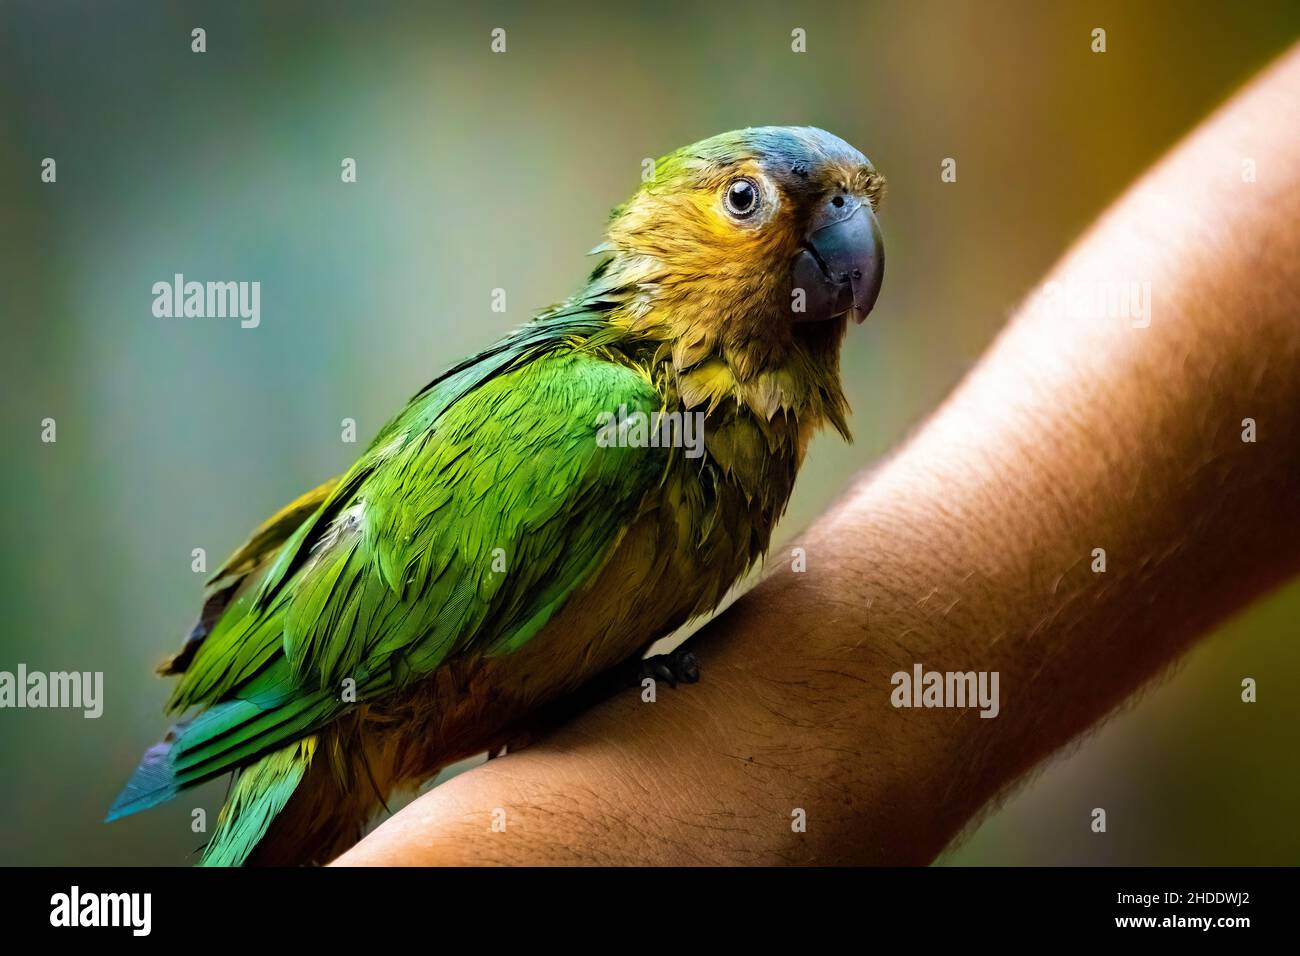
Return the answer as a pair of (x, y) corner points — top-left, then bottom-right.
(631, 646), (700, 689)
(506, 644), (702, 747)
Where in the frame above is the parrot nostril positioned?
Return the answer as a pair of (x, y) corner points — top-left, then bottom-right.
(832, 195), (845, 208)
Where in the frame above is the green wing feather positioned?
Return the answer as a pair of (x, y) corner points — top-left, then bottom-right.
(109, 313), (665, 820)
(157, 477), (341, 677)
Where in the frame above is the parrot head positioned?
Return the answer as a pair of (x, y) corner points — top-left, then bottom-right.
(599, 125), (883, 340)
(588, 126), (885, 436)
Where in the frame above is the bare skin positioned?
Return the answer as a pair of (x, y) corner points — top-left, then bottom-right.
(334, 44), (1300, 866)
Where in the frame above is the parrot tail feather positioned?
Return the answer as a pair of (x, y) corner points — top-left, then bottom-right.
(198, 736), (318, 867)
(105, 720), (192, 821)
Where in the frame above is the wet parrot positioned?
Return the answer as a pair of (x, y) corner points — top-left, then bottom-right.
(108, 126), (886, 865)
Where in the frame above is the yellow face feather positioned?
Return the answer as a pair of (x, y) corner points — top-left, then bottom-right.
(591, 126), (885, 443)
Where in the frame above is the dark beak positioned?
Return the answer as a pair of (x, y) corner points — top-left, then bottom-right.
(790, 199), (884, 324)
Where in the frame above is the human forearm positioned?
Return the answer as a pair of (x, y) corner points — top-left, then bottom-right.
(334, 45), (1300, 866)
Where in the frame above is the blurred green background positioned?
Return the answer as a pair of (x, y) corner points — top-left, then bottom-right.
(1, 1), (1297, 865)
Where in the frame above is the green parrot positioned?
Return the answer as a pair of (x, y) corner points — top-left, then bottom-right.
(108, 126), (886, 865)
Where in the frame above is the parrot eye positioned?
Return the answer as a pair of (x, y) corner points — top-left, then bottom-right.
(723, 177), (760, 219)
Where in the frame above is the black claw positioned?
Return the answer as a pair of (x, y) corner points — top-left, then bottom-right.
(675, 651), (701, 684)
(634, 648), (700, 689)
